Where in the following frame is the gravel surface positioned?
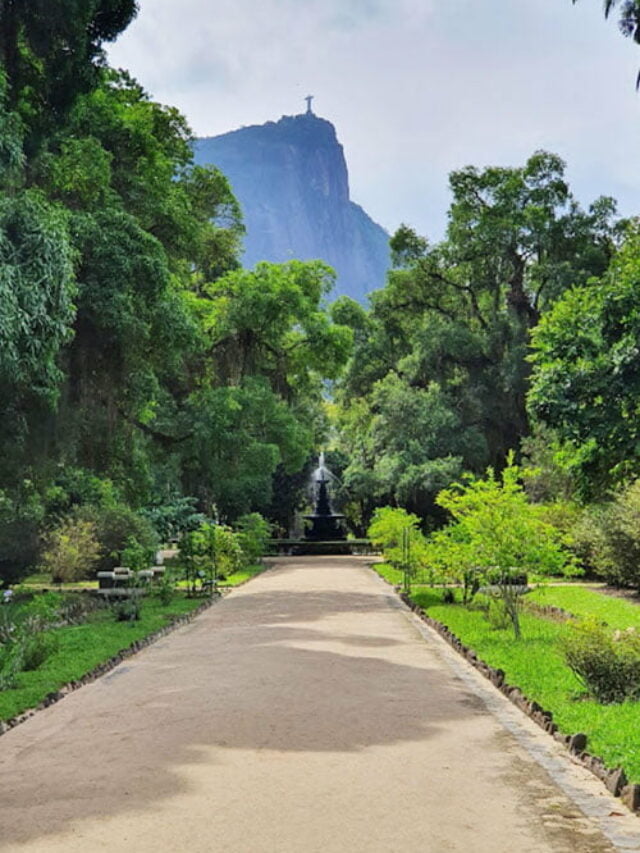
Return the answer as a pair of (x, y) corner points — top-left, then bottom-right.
(0, 556), (637, 852)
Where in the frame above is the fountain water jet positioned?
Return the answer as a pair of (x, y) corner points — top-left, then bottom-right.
(300, 452), (349, 553)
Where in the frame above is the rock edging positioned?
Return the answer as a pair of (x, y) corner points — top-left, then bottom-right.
(397, 590), (640, 815)
(0, 596), (218, 739)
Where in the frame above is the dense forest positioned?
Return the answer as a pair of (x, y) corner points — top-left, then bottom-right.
(3, 0), (640, 591)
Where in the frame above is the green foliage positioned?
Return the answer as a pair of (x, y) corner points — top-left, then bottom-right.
(235, 513), (272, 565)
(80, 503), (158, 572)
(178, 522), (242, 593)
(0, 190), (76, 405)
(40, 514), (101, 583)
(529, 224), (640, 496)
(367, 507), (427, 573)
(112, 596), (142, 622)
(156, 571), (176, 606)
(0, 617), (58, 689)
(427, 457), (575, 636)
(141, 496), (206, 543)
(0, 0), (139, 150)
(120, 537), (154, 574)
(561, 617), (640, 703)
(337, 152), (618, 522)
(571, 480), (640, 588)
(0, 484), (45, 585)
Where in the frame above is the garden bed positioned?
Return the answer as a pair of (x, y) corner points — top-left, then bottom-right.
(0, 594), (211, 727)
(370, 564), (640, 810)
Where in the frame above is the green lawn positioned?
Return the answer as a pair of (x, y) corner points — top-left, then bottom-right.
(0, 594), (205, 722)
(221, 563), (267, 587)
(528, 585), (640, 628)
(370, 562), (404, 586)
(368, 565), (640, 782)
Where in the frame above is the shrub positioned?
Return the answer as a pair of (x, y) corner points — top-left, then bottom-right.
(120, 537), (154, 573)
(0, 621), (58, 688)
(235, 512), (272, 566)
(574, 481), (640, 589)
(179, 522), (244, 593)
(430, 455), (576, 638)
(40, 514), (102, 583)
(561, 617), (640, 703)
(21, 630), (58, 671)
(141, 496), (207, 543)
(156, 571), (175, 606)
(486, 599), (511, 631)
(368, 507), (429, 592)
(0, 640), (25, 689)
(80, 503), (158, 572)
(57, 592), (104, 625)
(112, 595), (142, 622)
(25, 591), (63, 627)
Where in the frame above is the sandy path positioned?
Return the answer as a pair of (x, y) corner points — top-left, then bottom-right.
(0, 557), (637, 852)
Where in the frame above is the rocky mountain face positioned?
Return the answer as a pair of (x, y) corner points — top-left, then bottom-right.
(193, 112), (390, 303)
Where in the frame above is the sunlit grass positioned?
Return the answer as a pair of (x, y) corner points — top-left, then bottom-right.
(383, 578), (640, 783)
(0, 595), (204, 722)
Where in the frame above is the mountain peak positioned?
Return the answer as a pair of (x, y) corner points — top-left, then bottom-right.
(194, 113), (390, 303)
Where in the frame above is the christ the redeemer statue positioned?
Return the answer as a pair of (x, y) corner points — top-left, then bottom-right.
(305, 95), (314, 115)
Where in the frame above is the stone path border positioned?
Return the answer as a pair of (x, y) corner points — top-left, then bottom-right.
(394, 585), (640, 820)
(0, 596), (218, 739)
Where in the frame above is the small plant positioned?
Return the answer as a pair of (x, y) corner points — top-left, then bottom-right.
(442, 588), (455, 604)
(0, 621), (58, 687)
(561, 617), (640, 703)
(0, 639), (25, 689)
(21, 630), (58, 671)
(235, 513), (272, 566)
(112, 593), (142, 622)
(57, 593), (104, 625)
(40, 515), (101, 583)
(120, 537), (154, 574)
(156, 571), (175, 606)
(486, 599), (511, 631)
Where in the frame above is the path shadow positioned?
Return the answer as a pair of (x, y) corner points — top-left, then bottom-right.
(0, 567), (486, 845)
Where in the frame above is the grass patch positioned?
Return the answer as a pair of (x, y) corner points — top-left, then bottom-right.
(18, 572), (98, 591)
(221, 564), (266, 587)
(409, 586), (640, 782)
(0, 594), (204, 723)
(529, 586), (640, 628)
(370, 562), (404, 586)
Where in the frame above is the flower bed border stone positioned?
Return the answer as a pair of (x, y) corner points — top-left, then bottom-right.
(395, 589), (640, 814)
(0, 596), (218, 739)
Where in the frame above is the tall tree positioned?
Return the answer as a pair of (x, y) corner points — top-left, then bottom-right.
(336, 152), (620, 522)
(529, 222), (640, 496)
(0, 0), (138, 150)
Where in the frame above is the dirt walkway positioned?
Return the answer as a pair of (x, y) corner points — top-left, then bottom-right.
(1, 557), (639, 852)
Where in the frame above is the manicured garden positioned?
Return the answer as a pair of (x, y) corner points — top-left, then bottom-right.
(0, 514), (270, 727)
(375, 573), (640, 783)
(0, 592), (206, 723)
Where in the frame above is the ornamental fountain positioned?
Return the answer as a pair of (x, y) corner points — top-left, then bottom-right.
(300, 452), (349, 553)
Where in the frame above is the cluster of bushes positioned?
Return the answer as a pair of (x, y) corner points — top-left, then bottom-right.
(177, 513), (271, 596)
(562, 617), (640, 704)
(368, 457), (576, 638)
(0, 462), (275, 596)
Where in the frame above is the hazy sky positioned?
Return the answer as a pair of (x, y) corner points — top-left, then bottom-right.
(108, 1), (640, 240)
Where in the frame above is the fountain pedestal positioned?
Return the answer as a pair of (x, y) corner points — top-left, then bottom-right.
(298, 454), (350, 554)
